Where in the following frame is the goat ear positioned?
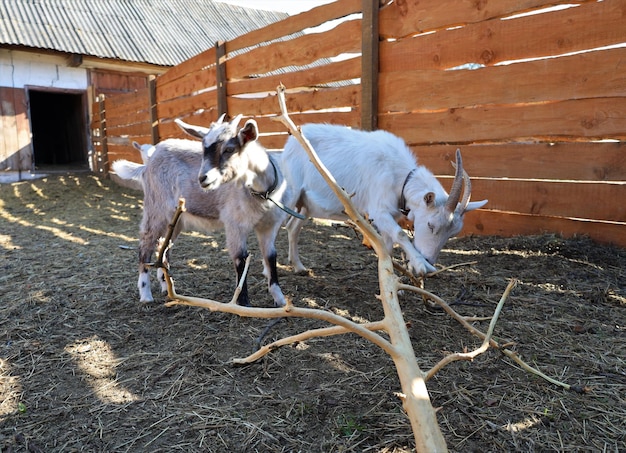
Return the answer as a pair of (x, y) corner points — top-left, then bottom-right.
(238, 120), (259, 145)
(174, 118), (209, 139)
(132, 141), (141, 151)
(424, 192), (436, 206)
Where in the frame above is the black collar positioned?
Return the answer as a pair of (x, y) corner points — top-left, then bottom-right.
(249, 158), (279, 200)
(249, 159), (306, 220)
(399, 168), (416, 215)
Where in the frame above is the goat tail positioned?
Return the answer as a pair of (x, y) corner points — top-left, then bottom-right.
(111, 159), (146, 181)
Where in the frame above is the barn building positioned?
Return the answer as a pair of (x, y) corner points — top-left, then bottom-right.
(0, 0), (286, 179)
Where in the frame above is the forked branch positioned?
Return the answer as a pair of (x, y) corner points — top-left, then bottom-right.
(271, 84), (448, 451)
(398, 280), (585, 392)
(154, 197), (186, 270)
(424, 279), (514, 380)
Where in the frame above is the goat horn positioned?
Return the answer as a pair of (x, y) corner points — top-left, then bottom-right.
(451, 158), (472, 214)
(458, 166), (472, 214)
(215, 113), (226, 124)
(445, 149), (464, 213)
(229, 114), (244, 129)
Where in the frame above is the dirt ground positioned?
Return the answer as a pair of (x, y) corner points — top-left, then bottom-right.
(0, 173), (624, 453)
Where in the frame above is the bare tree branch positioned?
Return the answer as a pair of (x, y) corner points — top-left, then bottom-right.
(424, 280), (512, 380)
(154, 197), (186, 270)
(398, 280), (582, 391)
(166, 293), (396, 355)
(271, 84), (448, 452)
(232, 321), (388, 365)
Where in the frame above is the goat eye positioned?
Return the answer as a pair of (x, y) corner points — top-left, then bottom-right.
(223, 145), (236, 154)
(427, 222), (434, 233)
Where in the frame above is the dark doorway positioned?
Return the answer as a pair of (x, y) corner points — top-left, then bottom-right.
(29, 89), (88, 170)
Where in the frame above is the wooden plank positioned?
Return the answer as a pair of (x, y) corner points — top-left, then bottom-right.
(156, 90), (218, 122)
(0, 88), (6, 167)
(90, 98), (103, 165)
(97, 95), (109, 175)
(104, 97), (150, 121)
(253, 110), (360, 135)
(257, 134), (290, 151)
(257, 113), (366, 149)
(176, 110), (224, 127)
(412, 142), (626, 181)
(157, 110), (222, 140)
(380, 47), (626, 112)
(156, 67), (217, 103)
(105, 109), (150, 128)
(156, 47), (216, 86)
(0, 87), (31, 171)
(127, 134), (152, 147)
(109, 136), (150, 153)
(216, 41), (227, 118)
(227, 57), (360, 96)
(0, 87), (18, 170)
(379, 0), (588, 38)
(361, 0), (378, 131)
(227, 0), (362, 53)
(149, 76), (159, 144)
(104, 96), (150, 115)
(106, 122), (152, 137)
(226, 19), (362, 80)
(460, 210), (626, 249)
(105, 110), (151, 128)
(157, 121), (189, 141)
(380, 0), (626, 72)
(107, 140), (151, 163)
(91, 70), (149, 93)
(107, 150), (142, 165)
(228, 84), (360, 117)
(14, 89), (32, 171)
(444, 177), (626, 222)
(104, 100), (150, 123)
(105, 87), (150, 108)
(379, 97), (626, 144)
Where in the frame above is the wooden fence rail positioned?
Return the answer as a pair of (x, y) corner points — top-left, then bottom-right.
(92, 0), (626, 248)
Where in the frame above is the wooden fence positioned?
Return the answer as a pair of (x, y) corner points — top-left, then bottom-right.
(91, 0), (626, 248)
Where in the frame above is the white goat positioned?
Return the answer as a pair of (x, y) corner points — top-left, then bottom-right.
(112, 116), (291, 307)
(280, 123), (487, 275)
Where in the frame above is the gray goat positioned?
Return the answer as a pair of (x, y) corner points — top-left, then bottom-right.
(112, 115), (290, 307)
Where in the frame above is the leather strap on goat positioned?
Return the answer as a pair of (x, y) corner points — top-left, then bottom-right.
(267, 197), (306, 220)
(250, 159), (306, 220)
(399, 168), (417, 216)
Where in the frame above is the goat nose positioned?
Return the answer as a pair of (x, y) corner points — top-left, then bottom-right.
(199, 174), (207, 184)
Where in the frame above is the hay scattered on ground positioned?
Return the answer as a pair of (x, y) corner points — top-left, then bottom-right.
(1, 174), (624, 452)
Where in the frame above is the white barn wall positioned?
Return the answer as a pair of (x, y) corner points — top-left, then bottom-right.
(0, 49), (88, 90)
(1, 49), (89, 174)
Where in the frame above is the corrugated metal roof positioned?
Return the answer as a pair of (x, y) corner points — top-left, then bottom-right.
(0, 0), (288, 66)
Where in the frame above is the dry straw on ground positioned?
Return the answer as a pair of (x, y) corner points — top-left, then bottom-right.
(1, 174), (624, 452)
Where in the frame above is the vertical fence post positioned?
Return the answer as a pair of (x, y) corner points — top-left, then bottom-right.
(361, 0), (380, 131)
(149, 75), (159, 144)
(97, 94), (109, 176)
(216, 41), (228, 119)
